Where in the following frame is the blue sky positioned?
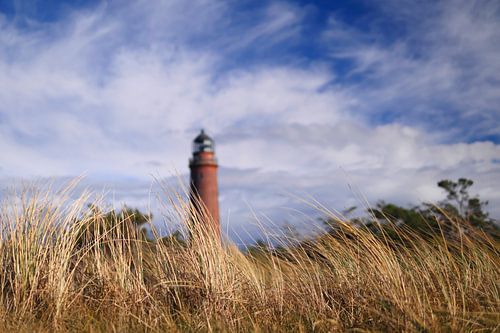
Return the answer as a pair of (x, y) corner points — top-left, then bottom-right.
(0, 0), (499, 243)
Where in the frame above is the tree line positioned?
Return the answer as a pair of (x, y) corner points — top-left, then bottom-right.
(325, 178), (498, 242)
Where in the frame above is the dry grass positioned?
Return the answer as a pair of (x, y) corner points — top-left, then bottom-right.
(0, 183), (498, 332)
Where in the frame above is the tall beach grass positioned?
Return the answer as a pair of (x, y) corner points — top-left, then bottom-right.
(0, 182), (498, 332)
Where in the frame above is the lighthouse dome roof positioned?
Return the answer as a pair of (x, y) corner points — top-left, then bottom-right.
(193, 129), (213, 143)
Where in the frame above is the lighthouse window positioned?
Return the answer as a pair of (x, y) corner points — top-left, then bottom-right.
(193, 142), (214, 153)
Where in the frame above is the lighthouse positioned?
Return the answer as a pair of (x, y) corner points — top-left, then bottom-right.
(189, 129), (220, 236)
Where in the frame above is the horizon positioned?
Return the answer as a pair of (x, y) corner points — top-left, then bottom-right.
(0, 0), (499, 243)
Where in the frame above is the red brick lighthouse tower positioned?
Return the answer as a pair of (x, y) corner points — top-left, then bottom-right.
(189, 129), (220, 236)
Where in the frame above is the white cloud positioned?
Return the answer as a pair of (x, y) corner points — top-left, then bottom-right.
(322, 0), (500, 140)
(0, 0), (499, 242)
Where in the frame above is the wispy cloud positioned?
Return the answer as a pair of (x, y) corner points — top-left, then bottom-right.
(0, 0), (499, 240)
(322, 0), (500, 141)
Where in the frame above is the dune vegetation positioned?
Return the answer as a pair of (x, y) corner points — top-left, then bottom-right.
(0, 181), (498, 332)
